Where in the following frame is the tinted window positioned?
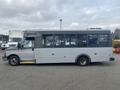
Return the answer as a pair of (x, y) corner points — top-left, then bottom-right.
(54, 34), (64, 47)
(41, 33), (110, 48)
(64, 35), (70, 47)
(98, 34), (109, 47)
(88, 34), (110, 47)
(88, 34), (98, 47)
(70, 35), (77, 47)
(64, 34), (77, 47)
(0, 36), (2, 41)
(42, 34), (53, 47)
(78, 34), (87, 47)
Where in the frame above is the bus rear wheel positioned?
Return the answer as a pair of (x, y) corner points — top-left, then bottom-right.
(77, 56), (90, 66)
(9, 55), (20, 66)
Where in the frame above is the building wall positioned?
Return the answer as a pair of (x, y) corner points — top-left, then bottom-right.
(9, 30), (24, 38)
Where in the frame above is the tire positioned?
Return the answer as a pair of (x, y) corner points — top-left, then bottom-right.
(77, 56), (90, 66)
(8, 55), (20, 66)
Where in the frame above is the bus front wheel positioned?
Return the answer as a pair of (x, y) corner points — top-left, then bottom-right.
(8, 55), (20, 66)
(77, 56), (90, 66)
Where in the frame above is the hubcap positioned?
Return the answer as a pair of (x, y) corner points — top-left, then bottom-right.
(80, 58), (87, 65)
(10, 58), (18, 65)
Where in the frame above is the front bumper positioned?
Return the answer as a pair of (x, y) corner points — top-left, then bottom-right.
(2, 56), (8, 61)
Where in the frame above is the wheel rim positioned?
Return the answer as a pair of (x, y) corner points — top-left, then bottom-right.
(80, 57), (87, 65)
(10, 57), (18, 65)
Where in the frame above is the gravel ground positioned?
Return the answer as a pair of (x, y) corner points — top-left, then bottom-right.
(0, 52), (120, 90)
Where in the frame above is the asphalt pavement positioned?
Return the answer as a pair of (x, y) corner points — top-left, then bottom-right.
(0, 52), (120, 90)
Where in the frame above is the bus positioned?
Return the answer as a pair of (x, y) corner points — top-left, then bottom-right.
(2, 30), (115, 66)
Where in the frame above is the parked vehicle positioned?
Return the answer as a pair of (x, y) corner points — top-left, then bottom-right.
(112, 40), (120, 53)
(2, 30), (24, 49)
(1, 42), (18, 50)
(2, 30), (115, 66)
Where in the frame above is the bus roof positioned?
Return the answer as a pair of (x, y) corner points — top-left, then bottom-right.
(24, 29), (110, 32)
(24, 29), (110, 33)
(24, 30), (111, 37)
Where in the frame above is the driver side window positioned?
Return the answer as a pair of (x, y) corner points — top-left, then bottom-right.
(22, 40), (33, 49)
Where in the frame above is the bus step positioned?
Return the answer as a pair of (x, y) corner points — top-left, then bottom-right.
(20, 60), (36, 64)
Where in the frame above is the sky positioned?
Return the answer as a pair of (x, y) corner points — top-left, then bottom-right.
(0, 0), (120, 34)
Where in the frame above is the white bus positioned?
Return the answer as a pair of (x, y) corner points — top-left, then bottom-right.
(2, 30), (115, 66)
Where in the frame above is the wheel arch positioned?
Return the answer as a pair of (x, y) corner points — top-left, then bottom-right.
(7, 54), (20, 60)
(75, 54), (91, 63)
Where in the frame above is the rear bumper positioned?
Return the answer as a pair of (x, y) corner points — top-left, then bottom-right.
(109, 57), (115, 61)
(2, 56), (8, 61)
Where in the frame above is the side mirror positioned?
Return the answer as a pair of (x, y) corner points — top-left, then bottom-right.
(17, 43), (24, 50)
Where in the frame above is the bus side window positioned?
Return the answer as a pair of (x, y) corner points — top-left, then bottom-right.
(54, 34), (64, 47)
(70, 35), (77, 47)
(42, 34), (54, 47)
(88, 34), (98, 47)
(98, 34), (109, 47)
(64, 35), (70, 47)
(78, 34), (87, 47)
(64, 34), (77, 47)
